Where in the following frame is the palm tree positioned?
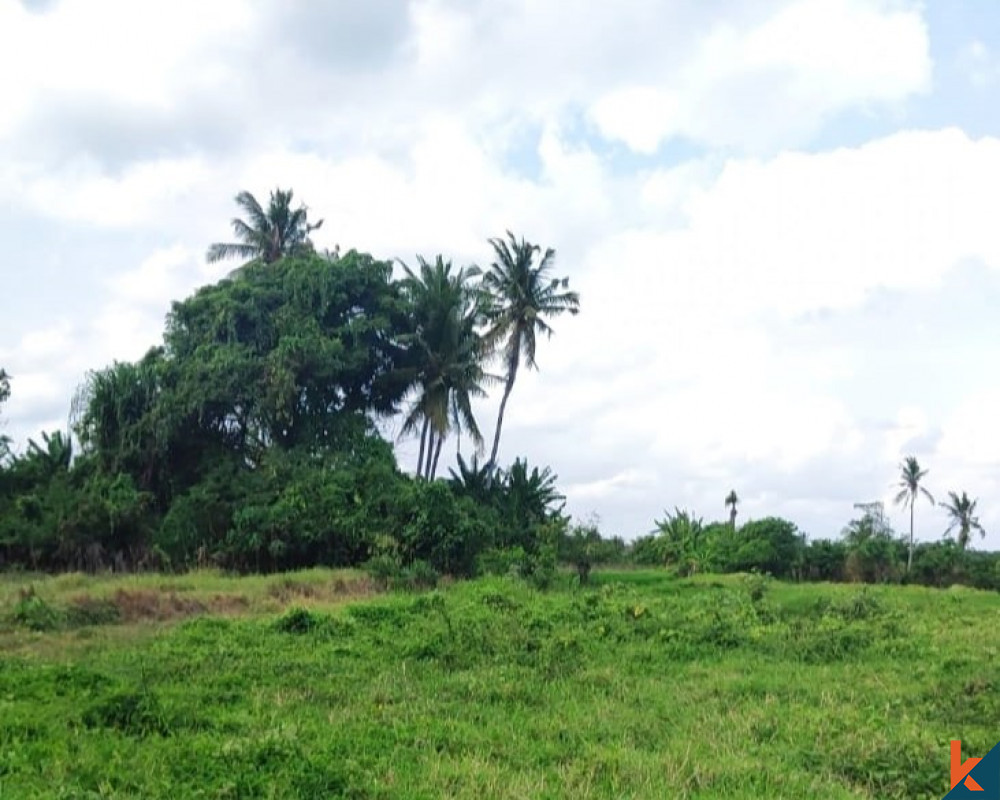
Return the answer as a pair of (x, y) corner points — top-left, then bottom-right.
(482, 231), (580, 470)
(206, 189), (323, 267)
(399, 256), (492, 480)
(448, 453), (494, 504)
(725, 490), (739, 529)
(941, 491), (986, 550)
(893, 456), (935, 574)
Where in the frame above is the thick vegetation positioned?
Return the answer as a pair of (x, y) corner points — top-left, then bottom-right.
(0, 190), (577, 577)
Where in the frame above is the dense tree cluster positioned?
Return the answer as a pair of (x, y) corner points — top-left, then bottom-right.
(0, 191), (577, 576)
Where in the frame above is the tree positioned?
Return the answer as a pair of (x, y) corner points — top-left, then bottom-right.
(652, 508), (707, 576)
(206, 189), (323, 267)
(447, 453), (493, 505)
(482, 231), (579, 470)
(842, 512), (899, 583)
(398, 255), (492, 480)
(893, 456), (935, 574)
(725, 489), (739, 529)
(0, 369), (10, 459)
(941, 491), (986, 550)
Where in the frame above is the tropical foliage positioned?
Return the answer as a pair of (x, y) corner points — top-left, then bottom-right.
(3, 187), (999, 594)
(0, 193), (581, 577)
(206, 189), (324, 267)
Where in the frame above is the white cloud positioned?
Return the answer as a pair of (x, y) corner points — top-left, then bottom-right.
(591, 0), (930, 152)
(4, 0), (1000, 549)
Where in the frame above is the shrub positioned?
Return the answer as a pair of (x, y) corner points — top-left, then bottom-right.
(274, 606), (321, 634)
(11, 587), (62, 631)
(83, 687), (171, 737)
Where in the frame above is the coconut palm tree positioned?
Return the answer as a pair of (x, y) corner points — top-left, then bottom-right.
(725, 490), (739, 529)
(482, 231), (580, 471)
(941, 491), (986, 550)
(206, 189), (323, 267)
(893, 456), (935, 574)
(399, 255), (492, 480)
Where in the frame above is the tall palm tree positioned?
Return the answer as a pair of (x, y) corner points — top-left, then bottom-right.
(941, 491), (986, 550)
(482, 231), (580, 470)
(399, 255), (492, 480)
(725, 490), (739, 529)
(0, 369), (10, 458)
(893, 456), (935, 574)
(206, 189), (323, 267)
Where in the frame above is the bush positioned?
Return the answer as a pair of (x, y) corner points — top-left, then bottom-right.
(274, 606), (322, 634)
(83, 687), (171, 737)
(11, 587), (61, 631)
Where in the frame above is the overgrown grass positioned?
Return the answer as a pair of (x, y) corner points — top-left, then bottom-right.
(0, 569), (996, 798)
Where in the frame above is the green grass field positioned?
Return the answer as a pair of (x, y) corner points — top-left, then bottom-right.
(1, 569), (997, 798)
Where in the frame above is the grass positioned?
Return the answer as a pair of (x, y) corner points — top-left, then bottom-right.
(0, 568), (997, 798)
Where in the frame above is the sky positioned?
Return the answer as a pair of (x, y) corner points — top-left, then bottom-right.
(2, 0), (1000, 546)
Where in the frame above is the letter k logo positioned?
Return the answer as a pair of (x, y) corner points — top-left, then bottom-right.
(953, 741), (984, 791)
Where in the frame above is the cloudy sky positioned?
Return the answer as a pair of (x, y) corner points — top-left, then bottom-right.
(2, 0), (1000, 546)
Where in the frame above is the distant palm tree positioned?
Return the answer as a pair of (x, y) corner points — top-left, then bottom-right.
(482, 231), (580, 471)
(399, 255), (492, 480)
(941, 491), (986, 550)
(725, 490), (739, 529)
(206, 189), (323, 267)
(893, 456), (935, 574)
(0, 369), (10, 457)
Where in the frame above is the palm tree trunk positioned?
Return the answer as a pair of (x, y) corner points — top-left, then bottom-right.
(423, 428), (436, 480)
(417, 417), (430, 479)
(907, 501), (914, 574)
(430, 432), (445, 480)
(488, 367), (518, 470)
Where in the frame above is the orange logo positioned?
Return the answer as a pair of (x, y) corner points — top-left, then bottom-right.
(953, 740), (984, 792)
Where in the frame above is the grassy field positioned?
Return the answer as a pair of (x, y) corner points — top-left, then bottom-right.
(0, 568), (997, 799)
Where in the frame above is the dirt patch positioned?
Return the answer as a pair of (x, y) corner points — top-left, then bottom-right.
(267, 578), (320, 602)
(331, 576), (376, 597)
(269, 575), (377, 603)
(208, 593), (250, 614)
(111, 589), (207, 622)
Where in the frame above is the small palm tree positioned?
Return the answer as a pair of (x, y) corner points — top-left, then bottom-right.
(893, 456), (935, 574)
(206, 189), (323, 267)
(482, 231), (580, 471)
(652, 508), (706, 575)
(725, 490), (739, 529)
(448, 453), (494, 504)
(941, 491), (986, 550)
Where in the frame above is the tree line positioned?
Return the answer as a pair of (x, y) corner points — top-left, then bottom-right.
(626, 458), (996, 591)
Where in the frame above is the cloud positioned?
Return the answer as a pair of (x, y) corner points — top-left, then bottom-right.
(590, 0), (931, 153)
(4, 0), (1000, 550)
